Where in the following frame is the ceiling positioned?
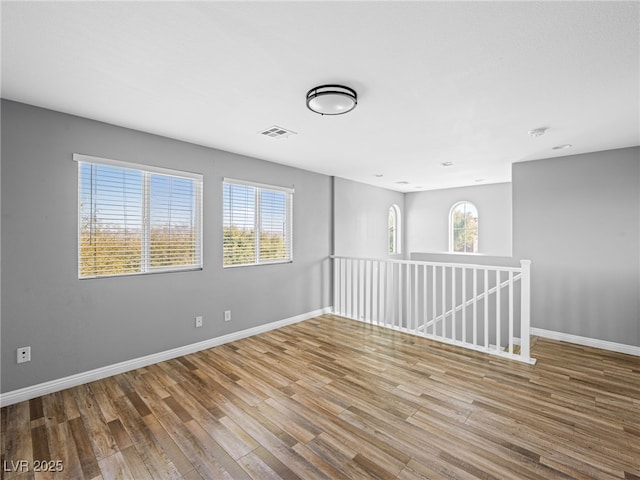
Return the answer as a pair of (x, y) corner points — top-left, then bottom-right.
(2, 1), (638, 192)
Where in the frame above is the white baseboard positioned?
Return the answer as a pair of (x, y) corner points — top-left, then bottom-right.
(0, 307), (332, 408)
(531, 328), (640, 357)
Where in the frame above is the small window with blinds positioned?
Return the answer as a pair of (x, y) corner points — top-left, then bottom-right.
(223, 178), (293, 267)
(76, 154), (203, 278)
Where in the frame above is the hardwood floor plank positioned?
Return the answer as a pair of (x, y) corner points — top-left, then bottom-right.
(235, 451), (280, 480)
(72, 384), (118, 461)
(4, 402), (33, 480)
(96, 451), (134, 480)
(119, 445), (153, 480)
(2, 314), (639, 479)
(68, 417), (102, 480)
(141, 415), (194, 479)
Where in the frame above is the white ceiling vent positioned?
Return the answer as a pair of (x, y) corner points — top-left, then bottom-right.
(259, 125), (297, 139)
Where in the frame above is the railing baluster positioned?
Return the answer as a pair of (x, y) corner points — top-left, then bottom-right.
(406, 263), (411, 331)
(373, 261), (379, 324)
(379, 260), (384, 324)
(390, 262), (395, 326)
(432, 265), (437, 337)
(379, 261), (384, 325)
(357, 259), (363, 321)
(345, 259), (351, 317)
(350, 259), (356, 319)
(508, 271), (514, 354)
(496, 270), (501, 352)
(484, 268), (489, 349)
(422, 265), (429, 335)
(520, 260), (532, 361)
(333, 258), (339, 315)
(462, 267), (467, 344)
(413, 265), (420, 332)
(422, 264), (428, 336)
(473, 267), (478, 346)
(359, 259), (364, 320)
(362, 259), (367, 321)
(452, 266), (456, 342)
(366, 260), (372, 323)
(441, 265), (446, 338)
(397, 263), (402, 329)
(341, 258), (346, 315)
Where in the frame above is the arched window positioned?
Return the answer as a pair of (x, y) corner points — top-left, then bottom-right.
(388, 204), (401, 254)
(450, 201), (478, 253)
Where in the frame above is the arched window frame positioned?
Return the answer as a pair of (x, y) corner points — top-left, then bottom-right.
(388, 204), (402, 255)
(449, 201), (479, 254)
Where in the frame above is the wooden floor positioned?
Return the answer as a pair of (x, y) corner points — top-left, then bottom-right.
(2, 314), (639, 480)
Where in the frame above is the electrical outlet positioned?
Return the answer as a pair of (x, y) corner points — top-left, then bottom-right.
(224, 310), (231, 322)
(195, 316), (203, 328)
(17, 346), (31, 364)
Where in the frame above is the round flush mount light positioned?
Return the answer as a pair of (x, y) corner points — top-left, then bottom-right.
(306, 85), (357, 115)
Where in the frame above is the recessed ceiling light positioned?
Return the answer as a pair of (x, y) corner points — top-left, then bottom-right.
(415, 186), (424, 189)
(474, 178), (485, 183)
(396, 181), (409, 185)
(374, 174), (384, 177)
(441, 162), (454, 167)
(528, 127), (547, 137)
(552, 144), (572, 150)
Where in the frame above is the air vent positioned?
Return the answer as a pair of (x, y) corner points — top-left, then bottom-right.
(259, 125), (297, 139)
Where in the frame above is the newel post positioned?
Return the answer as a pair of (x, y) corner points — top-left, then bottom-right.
(520, 260), (532, 361)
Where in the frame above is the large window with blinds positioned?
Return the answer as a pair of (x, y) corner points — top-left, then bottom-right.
(76, 154), (203, 278)
(223, 178), (293, 267)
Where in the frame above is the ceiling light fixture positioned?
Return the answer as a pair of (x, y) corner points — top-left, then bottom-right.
(441, 162), (454, 167)
(306, 85), (357, 116)
(552, 144), (572, 150)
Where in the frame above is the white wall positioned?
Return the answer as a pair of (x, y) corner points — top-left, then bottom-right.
(1, 100), (333, 393)
(513, 147), (639, 346)
(405, 183), (512, 257)
(333, 177), (405, 259)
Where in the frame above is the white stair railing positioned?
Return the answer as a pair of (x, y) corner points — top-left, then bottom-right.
(331, 256), (535, 364)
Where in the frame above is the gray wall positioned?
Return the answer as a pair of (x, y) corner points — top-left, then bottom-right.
(1, 100), (332, 392)
(405, 183), (512, 257)
(513, 147), (640, 346)
(333, 177), (405, 259)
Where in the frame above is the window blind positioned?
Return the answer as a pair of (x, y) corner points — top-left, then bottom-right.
(76, 154), (203, 278)
(223, 178), (293, 267)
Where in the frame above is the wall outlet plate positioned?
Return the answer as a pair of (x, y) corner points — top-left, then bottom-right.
(224, 310), (231, 322)
(195, 316), (203, 328)
(17, 346), (31, 364)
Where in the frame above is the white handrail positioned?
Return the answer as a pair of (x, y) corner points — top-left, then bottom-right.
(331, 256), (536, 364)
(330, 255), (524, 272)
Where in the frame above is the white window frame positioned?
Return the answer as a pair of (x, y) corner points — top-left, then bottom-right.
(449, 200), (479, 254)
(75, 153), (203, 278)
(223, 177), (294, 268)
(389, 204), (402, 255)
